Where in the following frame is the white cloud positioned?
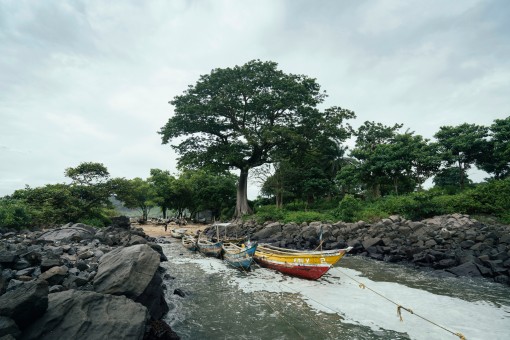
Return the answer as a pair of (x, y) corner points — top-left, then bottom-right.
(1, 0), (509, 197)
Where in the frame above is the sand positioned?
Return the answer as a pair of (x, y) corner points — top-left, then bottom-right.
(138, 223), (209, 238)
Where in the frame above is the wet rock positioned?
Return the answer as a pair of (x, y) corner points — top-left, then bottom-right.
(144, 319), (180, 340)
(173, 288), (186, 297)
(21, 290), (148, 340)
(446, 262), (482, 277)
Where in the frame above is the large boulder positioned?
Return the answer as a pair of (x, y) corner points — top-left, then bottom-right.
(93, 244), (160, 298)
(0, 280), (49, 328)
(37, 226), (95, 243)
(21, 290), (148, 340)
(252, 222), (282, 241)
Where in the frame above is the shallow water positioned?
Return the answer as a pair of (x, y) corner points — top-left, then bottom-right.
(160, 239), (510, 340)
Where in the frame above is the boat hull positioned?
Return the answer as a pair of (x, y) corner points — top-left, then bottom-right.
(223, 252), (253, 270)
(255, 257), (331, 280)
(254, 245), (352, 280)
(182, 236), (197, 251)
(197, 241), (223, 258)
(222, 242), (257, 270)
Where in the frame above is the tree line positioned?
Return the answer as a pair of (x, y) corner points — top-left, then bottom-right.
(0, 162), (237, 229)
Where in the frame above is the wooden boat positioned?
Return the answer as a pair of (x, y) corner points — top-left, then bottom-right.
(222, 242), (258, 270)
(254, 244), (352, 280)
(182, 235), (197, 251)
(170, 228), (186, 239)
(197, 238), (223, 258)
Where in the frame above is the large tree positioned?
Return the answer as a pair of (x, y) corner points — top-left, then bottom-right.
(159, 60), (355, 217)
(477, 116), (510, 179)
(434, 123), (489, 189)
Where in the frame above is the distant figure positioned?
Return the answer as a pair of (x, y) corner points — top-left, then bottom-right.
(164, 223), (168, 232)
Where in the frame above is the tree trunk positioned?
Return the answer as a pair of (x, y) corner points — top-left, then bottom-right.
(393, 178), (399, 196)
(235, 168), (252, 217)
(162, 207), (167, 219)
(458, 160), (465, 190)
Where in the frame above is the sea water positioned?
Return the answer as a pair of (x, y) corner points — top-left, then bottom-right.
(160, 239), (510, 340)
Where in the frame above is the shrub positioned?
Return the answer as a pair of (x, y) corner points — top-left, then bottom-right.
(282, 211), (333, 224)
(252, 205), (286, 223)
(0, 199), (33, 229)
(335, 195), (362, 222)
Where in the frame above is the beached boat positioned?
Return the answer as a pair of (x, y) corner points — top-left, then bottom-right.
(254, 244), (352, 280)
(197, 238), (223, 258)
(222, 242), (258, 270)
(170, 228), (186, 239)
(182, 235), (197, 251)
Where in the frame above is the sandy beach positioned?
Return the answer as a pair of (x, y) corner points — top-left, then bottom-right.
(139, 223), (209, 238)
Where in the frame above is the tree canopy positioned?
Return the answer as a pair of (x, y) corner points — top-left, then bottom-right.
(160, 60), (355, 217)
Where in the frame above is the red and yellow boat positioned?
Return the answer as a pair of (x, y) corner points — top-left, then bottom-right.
(254, 244), (352, 280)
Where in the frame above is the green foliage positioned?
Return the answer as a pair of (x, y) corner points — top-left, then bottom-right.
(160, 59), (355, 216)
(335, 195), (362, 222)
(282, 211), (333, 224)
(65, 162), (110, 185)
(252, 205), (286, 224)
(0, 199), (33, 229)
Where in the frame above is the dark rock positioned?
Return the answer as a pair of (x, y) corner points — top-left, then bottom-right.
(135, 272), (169, 320)
(252, 222), (282, 241)
(13, 258), (31, 271)
(173, 288), (186, 298)
(40, 256), (62, 272)
(144, 319), (180, 340)
(21, 250), (42, 266)
(0, 316), (20, 338)
(435, 259), (457, 269)
(362, 238), (383, 249)
(21, 290), (148, 340)
(93, 244), (160, 299)
(494, 275), (510, 285)
(446, 262), (482, 277)
(111, 216), (131, 229)
(460, 240), (475, 249)
(37, 226), (95, 243)
(0, 253), (18, 267)
(6, 279), (24, 291)
(0, 280), (49, 328)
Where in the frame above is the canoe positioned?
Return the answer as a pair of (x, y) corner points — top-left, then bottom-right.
(182, 235), (197, 251)
(170, 228), (186, 239)
(222, 242), (257, 270)
(254, 244), (352, 280)
(197, 238), (223, 258)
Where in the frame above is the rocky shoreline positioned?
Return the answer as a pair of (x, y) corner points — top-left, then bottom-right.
(204, 214), (510, 285)
(0, 216), (178, 340)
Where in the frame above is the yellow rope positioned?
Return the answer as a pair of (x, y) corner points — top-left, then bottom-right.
(333, 267), (467, 339)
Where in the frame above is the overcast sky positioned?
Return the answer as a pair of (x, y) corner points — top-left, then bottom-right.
(1, 0), (509, 198)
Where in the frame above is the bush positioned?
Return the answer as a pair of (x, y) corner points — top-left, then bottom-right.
(335, 195), (362, 222)
(282, 211), (333, 224)
(0, 199), (33, 229)
(252, 205), (286, 223)
(356, 207), (389, 223)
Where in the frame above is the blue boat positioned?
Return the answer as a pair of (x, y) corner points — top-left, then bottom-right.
(222, 242), (256, 270)
(244, 241), (258, 256)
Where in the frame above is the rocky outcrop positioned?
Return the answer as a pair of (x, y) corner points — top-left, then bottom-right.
(204, 214), (510, 285)
(21, 290), (148, 340)
(0, 219), (177, 339)
(93, 244), (168, 319)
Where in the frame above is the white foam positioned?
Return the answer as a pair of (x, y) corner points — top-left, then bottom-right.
(166, 245), (510, 340)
